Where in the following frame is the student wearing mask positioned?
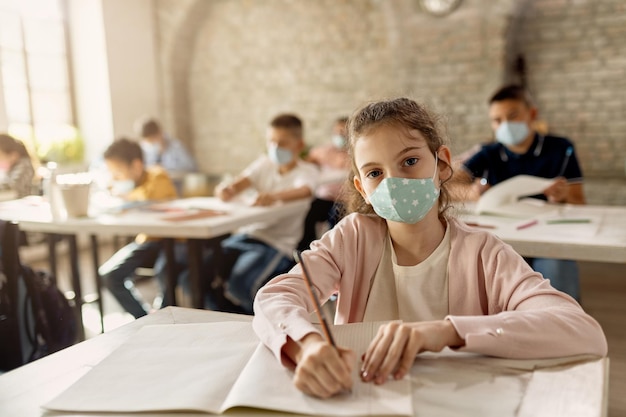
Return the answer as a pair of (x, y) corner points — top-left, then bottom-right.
(252, 98), (606, 399)
(135, 118), (197, 174)
(214, 114), (318, 314)
(298, 116), (350, 251)
(98, 138), (177, 318)
(453, 85), (584, 301)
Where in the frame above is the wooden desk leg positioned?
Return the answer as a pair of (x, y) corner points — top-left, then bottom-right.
(89, 235), (105, 334)
(46, 234), (58, 279)
(163, 238), (177, 306)
(66, 235), (86, 341)
(187, 239), (204, 309)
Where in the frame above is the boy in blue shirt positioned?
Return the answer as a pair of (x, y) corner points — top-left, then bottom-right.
(455, 85), (585, 300)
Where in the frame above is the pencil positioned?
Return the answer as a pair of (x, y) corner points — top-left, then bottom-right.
(546, 218), (591, 224)
(557, 146), (573, 177)
(293, 250), (336, 347)
(464, 222), (496, 229)
(516, 219), (539, 230)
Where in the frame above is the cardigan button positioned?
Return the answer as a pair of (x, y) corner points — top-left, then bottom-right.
(496, 327), (504, 336)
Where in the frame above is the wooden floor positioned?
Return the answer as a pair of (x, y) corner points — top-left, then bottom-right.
(25, 242), (626, 417)
(578, 261), (626, 417)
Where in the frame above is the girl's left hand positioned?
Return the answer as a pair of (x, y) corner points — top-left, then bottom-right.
(360, 320), (464, 385)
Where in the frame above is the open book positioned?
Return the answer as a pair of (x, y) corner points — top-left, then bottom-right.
(475, 175), (560, 218)
(44, 321), (412, 416)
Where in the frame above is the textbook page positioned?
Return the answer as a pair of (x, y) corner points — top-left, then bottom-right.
(44, 321), (412, 416)
(475, 175), (559, 218)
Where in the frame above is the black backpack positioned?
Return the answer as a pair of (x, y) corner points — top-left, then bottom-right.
(0, 220), (77, 370)
(20, 264), (77, 361)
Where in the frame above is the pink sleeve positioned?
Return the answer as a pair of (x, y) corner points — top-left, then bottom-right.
(447, 236), (607, 358)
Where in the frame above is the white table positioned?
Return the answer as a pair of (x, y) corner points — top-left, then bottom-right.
(0, 307), (609, 417)
(0, 197), (311, 334)
(457, 202), (626, 264)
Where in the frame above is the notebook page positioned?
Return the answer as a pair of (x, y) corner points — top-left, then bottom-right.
(44, 322), (259, 413)
(223, 321), (413, 416)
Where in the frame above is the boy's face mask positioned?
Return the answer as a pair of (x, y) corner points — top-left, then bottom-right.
(495, 121), (529, 147)
(367, 154), (440, 224)
(111, 179), (135, 196)
(331, 134), (347, 149)
(268, 145), (294, 166)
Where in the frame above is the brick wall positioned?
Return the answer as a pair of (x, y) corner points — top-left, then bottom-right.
(516, 0), (626, 177)
(154, 0), (626, 186)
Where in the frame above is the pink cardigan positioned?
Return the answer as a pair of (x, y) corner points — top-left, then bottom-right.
(252, 214), (608, 363)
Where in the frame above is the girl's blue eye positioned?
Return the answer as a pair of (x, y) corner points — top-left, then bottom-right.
(366, 170), (382, 179)
(403, 157), (418, 167)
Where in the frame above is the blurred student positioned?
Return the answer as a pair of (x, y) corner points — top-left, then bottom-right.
(214, 114), (318, 314)
(253, 97), (606, 399)
(453, 84), (584, 300)
(98, 138), (177, 318)
(134, 117), (197, 174)
(0, 134), (35, 198)
(298, 117), (350, 251)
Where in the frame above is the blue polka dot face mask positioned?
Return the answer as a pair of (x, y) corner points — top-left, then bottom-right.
(367, 154), (440, 224)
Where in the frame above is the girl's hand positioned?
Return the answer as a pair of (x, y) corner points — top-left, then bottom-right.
(292, 334), (355, 398)
(361, 320), (464, 384)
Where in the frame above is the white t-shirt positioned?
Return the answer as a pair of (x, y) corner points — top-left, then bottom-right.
(238, 155), (318, 256)
(363, 225), (450, 322)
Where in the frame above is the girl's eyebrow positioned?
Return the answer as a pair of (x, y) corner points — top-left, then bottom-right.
(359, 146), (425, 170)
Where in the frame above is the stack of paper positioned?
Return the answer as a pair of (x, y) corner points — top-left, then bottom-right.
(475, 175), (560, 218)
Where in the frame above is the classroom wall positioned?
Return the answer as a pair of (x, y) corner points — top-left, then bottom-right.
(154, 0), (515, 175)
(516, 0), (626, 177)
(148, 0), (626, 179)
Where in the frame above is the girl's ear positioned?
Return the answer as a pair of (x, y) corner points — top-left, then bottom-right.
(353, 175), (370, 205)
(436, 146), (453, 183)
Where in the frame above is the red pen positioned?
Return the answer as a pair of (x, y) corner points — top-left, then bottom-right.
(516, 219), (539, 230)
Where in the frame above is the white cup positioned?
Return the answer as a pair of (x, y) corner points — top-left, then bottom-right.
(59, 183), (91, 218)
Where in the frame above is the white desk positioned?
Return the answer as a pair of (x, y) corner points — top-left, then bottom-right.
(458, 203), (626, 264)
(0, 196), (310, 239)
(0, 197), (311, 334)
(0, 307), (608, 417)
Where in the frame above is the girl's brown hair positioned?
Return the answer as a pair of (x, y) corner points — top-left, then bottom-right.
(0, 134), (30, 159)
(340, 97), (454, 217)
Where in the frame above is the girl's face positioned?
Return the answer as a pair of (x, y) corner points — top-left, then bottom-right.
(352, 124), (450, 203)
(0, 149), (18, 171)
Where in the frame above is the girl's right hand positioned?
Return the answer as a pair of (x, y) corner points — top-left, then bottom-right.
(293, 334), (355, 398)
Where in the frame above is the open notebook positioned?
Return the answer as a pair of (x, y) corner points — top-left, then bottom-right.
(475, 175), (560, 218)
(44, 321), (412, 416)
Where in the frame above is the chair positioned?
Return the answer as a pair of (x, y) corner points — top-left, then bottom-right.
(0, 220), (24, 371)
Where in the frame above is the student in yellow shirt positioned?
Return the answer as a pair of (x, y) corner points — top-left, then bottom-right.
(98, 138), (177, 318)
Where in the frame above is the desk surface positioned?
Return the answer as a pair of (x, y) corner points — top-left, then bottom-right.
(0, 307), (608, 417)
(0, 196), (311, 239)
(458, 202), (626, 263)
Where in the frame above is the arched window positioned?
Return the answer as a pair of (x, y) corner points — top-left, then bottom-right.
(0, 0), (78, 163)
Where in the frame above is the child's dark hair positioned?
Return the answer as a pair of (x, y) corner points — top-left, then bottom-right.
(103, 137), (144, 165)
(0, 134), (30, 158)
(489, 85), (535, 107)
(341, 97), (453, 217)
(270, 114), (303, 139)
(136, 118), (162, 138)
